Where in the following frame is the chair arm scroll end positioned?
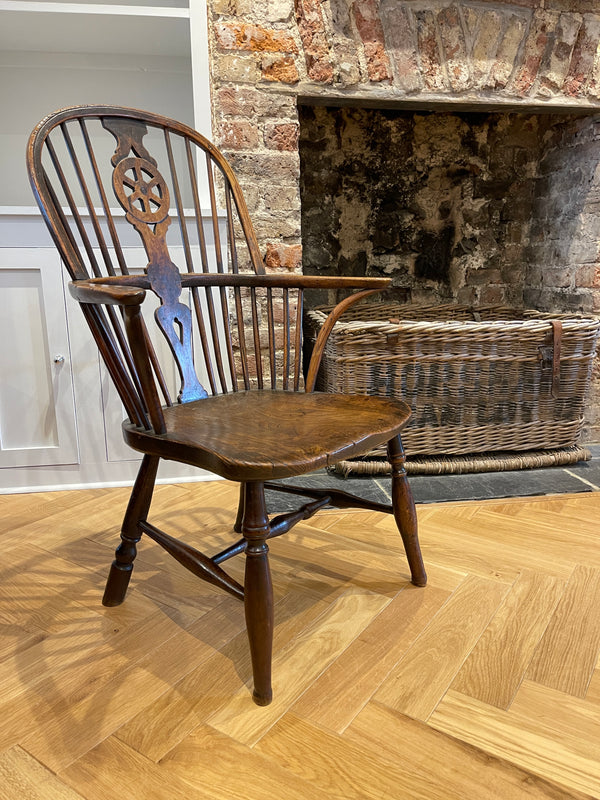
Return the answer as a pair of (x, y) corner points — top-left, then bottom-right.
(69, 280), (147, 306)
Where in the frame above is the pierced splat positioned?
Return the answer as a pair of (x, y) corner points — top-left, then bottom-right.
(103, 117), (207, 402)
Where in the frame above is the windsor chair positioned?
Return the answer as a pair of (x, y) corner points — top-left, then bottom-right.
(27, 105), (426, 705)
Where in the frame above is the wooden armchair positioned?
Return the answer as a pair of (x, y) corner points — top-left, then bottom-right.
(27, 105), (426, 705)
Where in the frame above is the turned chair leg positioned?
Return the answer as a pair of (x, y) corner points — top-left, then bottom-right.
(234, 482), (246, 534)
(387, 435), (427, 587)
(102, 454), (160, 607)
(241, 481), (274, 706)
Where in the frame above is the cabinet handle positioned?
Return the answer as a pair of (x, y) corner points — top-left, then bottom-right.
(53, 355), (65, 364)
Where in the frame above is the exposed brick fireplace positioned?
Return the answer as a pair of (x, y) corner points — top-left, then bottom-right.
(207, 0), (600, 441)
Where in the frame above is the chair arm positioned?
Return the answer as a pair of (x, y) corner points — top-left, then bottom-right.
(304, 288), (386, 392)
(71, 272), (390, 294)
(179, 274), (391, 291)
(69, 279), (146, 306)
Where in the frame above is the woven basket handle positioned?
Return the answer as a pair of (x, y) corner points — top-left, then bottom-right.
(550, 320), (562, 399)
(538, 320), (562, 399)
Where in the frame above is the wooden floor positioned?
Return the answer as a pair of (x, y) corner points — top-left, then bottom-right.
(0, 480), (599, 799)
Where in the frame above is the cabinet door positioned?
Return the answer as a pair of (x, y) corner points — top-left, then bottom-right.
(0, 248), (79, 467)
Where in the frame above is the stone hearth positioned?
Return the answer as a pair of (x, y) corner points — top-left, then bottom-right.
(207, 0), (600, 440)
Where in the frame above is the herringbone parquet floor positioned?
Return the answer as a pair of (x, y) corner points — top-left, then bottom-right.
(0, 480), (599, 799)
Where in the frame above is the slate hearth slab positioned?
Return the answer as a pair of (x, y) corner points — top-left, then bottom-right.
(264, 445), (598, 513)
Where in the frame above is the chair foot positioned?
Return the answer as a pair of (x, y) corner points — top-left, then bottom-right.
(388, 435), (427, 588)
(252, 688), (273, 706)
(102, 562), (134, 606)
(102, 454), (159, 606)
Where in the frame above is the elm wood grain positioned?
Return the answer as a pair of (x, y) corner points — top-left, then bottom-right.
(123, 391), (412, 481)
(28, 104), (427, 705)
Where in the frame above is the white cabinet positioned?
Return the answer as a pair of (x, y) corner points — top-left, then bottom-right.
(0, 248), (78, 468)
(0, 0), (214, 492)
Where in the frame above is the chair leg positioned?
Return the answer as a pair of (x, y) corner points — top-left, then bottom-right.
(241, 481), (274, 706)
(387, 435), (427, 587)
(102, 454), (160, 607)
(234, 482), (246, 533)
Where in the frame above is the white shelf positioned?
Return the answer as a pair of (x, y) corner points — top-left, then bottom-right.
(0, 5), (189, 56)
(0, 2), (188, 16)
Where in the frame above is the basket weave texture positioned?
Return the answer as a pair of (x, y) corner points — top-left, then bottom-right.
(305, 303), (600, 456)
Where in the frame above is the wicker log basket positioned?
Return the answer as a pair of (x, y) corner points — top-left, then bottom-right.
(305, 303), (600, 475)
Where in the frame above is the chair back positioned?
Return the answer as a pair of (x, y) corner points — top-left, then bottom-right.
(28, 106), (305, 429)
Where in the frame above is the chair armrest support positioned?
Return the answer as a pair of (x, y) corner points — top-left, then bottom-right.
(304, 288), (385, 392)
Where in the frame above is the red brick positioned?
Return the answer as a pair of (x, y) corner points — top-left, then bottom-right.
(511, 12), (555, 96)
(480, 285), (506, 304)
(352, 0), (392, 83)
(488, 14), (527, 90)
(576, 264), (600, 288)
(471, 10), (503, 87)
(538, 13), (582, 96)
(264, 242), (302, 272)
(415, 10), (446, 92)
(295, 0), (334, 83)
(219, 120), (259, 150)
(261, 54), (300, 83)
(437, 5), (471, 92)
(264, 123), (299, 151)
(215, 21), (298, 53)
(564, 15), (600, 97)
(380, 4), (421, 92)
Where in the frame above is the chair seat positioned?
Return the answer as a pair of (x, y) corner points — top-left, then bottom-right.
(123, 390), (412, 481)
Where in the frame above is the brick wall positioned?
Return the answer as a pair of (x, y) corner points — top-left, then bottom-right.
(207, 0), (600, 440)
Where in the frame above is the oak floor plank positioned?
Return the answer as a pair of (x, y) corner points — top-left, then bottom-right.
(291, 584), (451, 732)
(430, 683), (600, 798)
(115, 590), (332, 760)
(256, 711), (437, 800)
(0, 611), (189, 752)
(209, 588), (390, 746)
(374, 575), (510, 720)
(0, 746), (87, 800)
(344, 701), (591, 800)
(18, 626), (218, 772)
(0, 623), (45, 663)
(306, 512), (470, 591)
(58, 737), (206, 800)
(526, 565), (600, 697)
(418, 515), (576, 581)
(160, 723), (343, 800)
(451, 570), (567, 709)
(458, 507), (600, 569)
(1, 483), (599, 798)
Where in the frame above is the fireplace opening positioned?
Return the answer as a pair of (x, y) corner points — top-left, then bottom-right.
(298, 103), (600, 314)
